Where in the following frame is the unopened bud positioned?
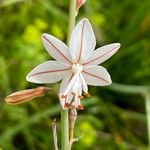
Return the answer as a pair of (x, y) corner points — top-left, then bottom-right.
(76, 0), (87, 15)
(70, 107), (77, 144)
(5, 86), (54, 105)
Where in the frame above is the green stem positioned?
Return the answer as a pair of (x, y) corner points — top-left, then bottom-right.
(145, 93), (150, 147)
(107, 83), (150, 147)
(106, 82), (150, 95)
(67, 0), (76, 45)
(61, 0), (76, 150)
(61, 109), (69, 150)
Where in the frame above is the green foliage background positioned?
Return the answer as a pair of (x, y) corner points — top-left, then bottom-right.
(0, 0), (150, 149)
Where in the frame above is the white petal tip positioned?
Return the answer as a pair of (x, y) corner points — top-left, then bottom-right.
(41, 33), (48, 40)
(26, 78), (42, 84)
(41, 33), (47, 37)
(114, 43), (121, 49)
(107, 80), (112, 85)
(101, 79), (112, 86)
(26, 74), (33, 83)
(79, 18), (90, 24)
(81, 18), (89, 21)
(106, 75), (112, 85)
(26, 74), (39, 84)
(109, 43), (121, 54)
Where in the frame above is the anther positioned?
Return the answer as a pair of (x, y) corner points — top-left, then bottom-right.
(72, 99), (76, 103)
(65, 103), (71, 108)
(78, 104), (84, 110)
(78, 95), (84, 99)
(71, 92), (76, 96)
(61, 95), (67, 99)
(83, 92), (91, 97)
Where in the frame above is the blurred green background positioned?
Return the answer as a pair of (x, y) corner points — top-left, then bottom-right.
(0, 0), (150, 149)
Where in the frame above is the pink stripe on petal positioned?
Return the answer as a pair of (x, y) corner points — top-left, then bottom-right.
(82, 71), (110, 84)
(43, 36), (72, 64)
(78, 20), (85, 62)
(29, 68), (71, 77)
(83, 44), (120, 65)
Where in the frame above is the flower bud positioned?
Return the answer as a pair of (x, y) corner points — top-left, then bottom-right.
(5, 86), (54, 105)
(76, 0), (87, 15)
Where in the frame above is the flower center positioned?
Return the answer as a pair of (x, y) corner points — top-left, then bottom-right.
(72, 63), (83, 74)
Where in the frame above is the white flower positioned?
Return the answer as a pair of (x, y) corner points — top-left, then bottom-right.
(26, 18), (120, 110)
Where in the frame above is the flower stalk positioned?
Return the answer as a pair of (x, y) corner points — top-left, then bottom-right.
(145, 93), (150, 147)
(52, 118), (58, 150)
(67, 0), (76, 45)
(61, 108), (70, 150)
(61, 0), (76, 150)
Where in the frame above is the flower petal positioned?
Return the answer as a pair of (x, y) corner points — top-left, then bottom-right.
(42, 33), (72, 64)
(82, 66), (112, 86)
(83, 43), (120, 66)
(59, 71), (74, 94)
(69, 18), (96, 63)
(26, 61), (71, 84)
(79, 73), (88, 93)
(59, 70), (73, 108)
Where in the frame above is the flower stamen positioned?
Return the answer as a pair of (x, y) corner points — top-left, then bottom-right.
(78, 104), (84, 110)
(83, 92), (91, 97)
(63, 74), (78, 96)
(65, 103), (71, 108)
(78, 95), (84, 99)
(71, 92), (76, 96)
(61, 95), (67, 99)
